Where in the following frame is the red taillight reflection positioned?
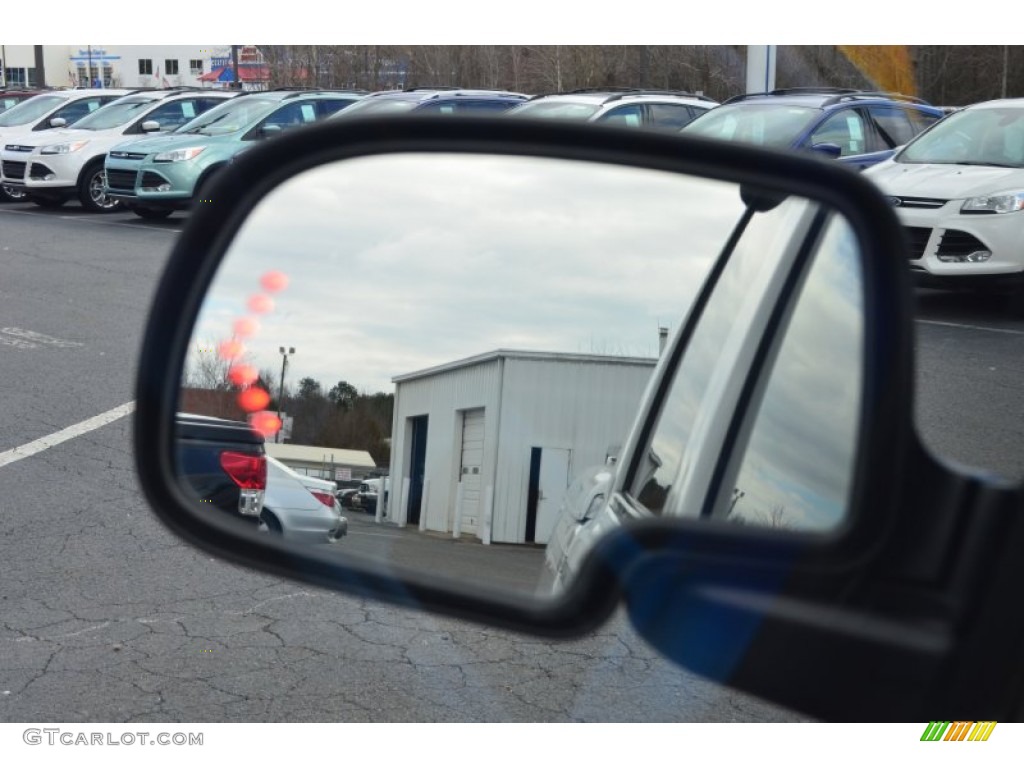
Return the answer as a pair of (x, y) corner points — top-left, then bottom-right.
(310, 490), (335, 509)
(219, 452), (267, 490)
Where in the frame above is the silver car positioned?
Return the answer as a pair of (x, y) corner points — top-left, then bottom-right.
(259, 456), (348, 543)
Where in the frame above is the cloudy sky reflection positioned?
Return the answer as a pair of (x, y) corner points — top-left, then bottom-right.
(728, 216), (864, 531)
(187, 153), (747, 393)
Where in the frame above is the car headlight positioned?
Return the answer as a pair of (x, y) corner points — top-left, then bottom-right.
(40, 140), (89, 155)
(153, 147), (206, 163)
(961, 191), (1024, 214)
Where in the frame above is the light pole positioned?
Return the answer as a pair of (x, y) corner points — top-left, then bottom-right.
(276, 346), (294, 443)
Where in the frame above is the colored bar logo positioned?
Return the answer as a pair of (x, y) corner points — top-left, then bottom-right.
(921, 722), (997, 741)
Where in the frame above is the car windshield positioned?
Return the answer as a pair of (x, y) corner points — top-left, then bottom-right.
(683, 103), (820, 148)
(332, 98), (420, 117)
(0, 94), (65, 127)
(72, 98), (157, 130)
(897, 106), (1024, 167)
(178, 98), (277, 135)
(508, 101), (603, 120)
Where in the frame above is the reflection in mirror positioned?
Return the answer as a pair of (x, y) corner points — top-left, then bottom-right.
(174, 152), (852, 602)
(716, 216), (863, 531)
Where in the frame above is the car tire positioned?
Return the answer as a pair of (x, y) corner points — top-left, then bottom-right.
(259, 509), (283, 534)
(77, 161), (120, 213)
(134, 207), (173, 220)
(28, 195), (65, 209)
(0, 184), (27, 203)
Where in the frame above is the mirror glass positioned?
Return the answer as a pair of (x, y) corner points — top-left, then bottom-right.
(175, 152), (863, 602)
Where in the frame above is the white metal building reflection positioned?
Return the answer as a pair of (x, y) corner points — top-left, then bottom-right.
(388, 350), (656, 545)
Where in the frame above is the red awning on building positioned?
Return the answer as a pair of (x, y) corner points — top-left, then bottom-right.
(198, 64), (271, 83)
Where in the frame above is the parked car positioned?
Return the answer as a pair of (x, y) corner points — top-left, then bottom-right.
(352, 477), (390, 516)
(330, 87), (528, 119)
(174, 412), (266, 525)
(261, 456), (348, 543)
(103, 89), (364, 219)
(0, 88), (44, 114)
(507, 88), (717, 130)
(682, 87), (944, 170)
(0, 88), (131, 202)
(865, 97), (1024, 292)
(335, 480), (362, 508)
(0, 89), (232, 211)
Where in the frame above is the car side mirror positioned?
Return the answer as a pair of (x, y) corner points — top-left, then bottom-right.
(810, 142), (843, 158)
(141, 120), (161, 133)
(48, 117), (67, 128)
(135, 116), (1019, 721)
(258, 124), (282, 139)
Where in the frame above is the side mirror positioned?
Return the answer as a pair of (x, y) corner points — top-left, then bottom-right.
(135, 116), (1021, 721)
(141, 120), (161, 133)
(258, 124), (282, 139)
(48, 116), (67, 128)
(810, 142), (843, 158)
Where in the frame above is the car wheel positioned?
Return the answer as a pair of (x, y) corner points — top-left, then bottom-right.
(0, 184), (27, 203)
(259, 509), (283, 534)
(134, 207), (173, 220)
(28, 195), (65, 209)
(77, 162), (120, 213)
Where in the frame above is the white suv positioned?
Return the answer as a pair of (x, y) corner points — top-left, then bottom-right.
(0, 89), (232, 212)
(0, 88), (131, 202)
(507, 89), (718, 131)
(865, 98), (1024, 292)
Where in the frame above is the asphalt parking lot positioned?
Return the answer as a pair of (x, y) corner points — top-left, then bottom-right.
(0, 200), (1021, 722)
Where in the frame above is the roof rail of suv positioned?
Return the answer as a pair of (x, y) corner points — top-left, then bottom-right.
(402, 86), (462, 92)
(824, 90), (932, 106)
(566, 87), (642, 95)
(604, 89), (717, 104)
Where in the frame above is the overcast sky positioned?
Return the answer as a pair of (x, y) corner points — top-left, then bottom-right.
(186, 152), (749, 395)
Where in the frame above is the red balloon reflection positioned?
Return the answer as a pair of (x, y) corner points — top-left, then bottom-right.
(249, 411), (282, 437)
(228, 364), (259, 388)
(233, 317), (260, 338)
(260, 271), (290, 293)
(218, 339), (244, 360)
(247, 294), (274, 314)
(237, 387), (271, 412)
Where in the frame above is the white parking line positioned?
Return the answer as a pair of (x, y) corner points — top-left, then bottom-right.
(0, 402), (135, 470)
(0, 327), (83, 348)
(916, 319), (1024, 336)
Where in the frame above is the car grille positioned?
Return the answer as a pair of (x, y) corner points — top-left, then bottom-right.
(106, 169), (138, 191)
(28, 163), (54, 180)
(903, 226), (932, 260)
(937, 229), (989, 258)
(892, 196), (947, 209)
(140, 171), (167, 189)
(108, 151), (147, 160)
(1, 160), (26, 180)
(3, 144), (33, 153)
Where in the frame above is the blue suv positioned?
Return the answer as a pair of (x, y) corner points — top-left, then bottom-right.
(330, 87), (529, 118)
(682, 88), (944, 170)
